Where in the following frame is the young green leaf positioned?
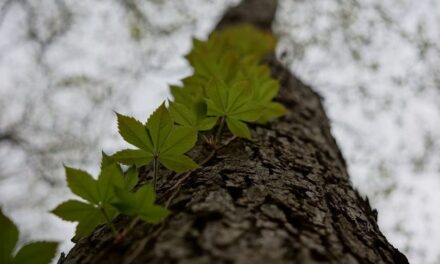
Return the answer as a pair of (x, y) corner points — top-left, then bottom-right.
(113, 103), (199, 173)
(112, 149), (153, 167)
(65, 166), (99, 204)
(112, 184), (169, 224)
(169, 100), (217, 132)
(0, 208), (57, 264)
(12, 242), (58, 264)
(216, 24), (277, 60)
(123, 166), (138, 191)
(53, 155), (125, 240)
(116, 113), (153, 151)
(205, 79), (261, 139)
(257, 102), (287, 123)
(238, 63), (287, 123)
(97, 164), (125, 203)
(100, 151), (114, 170)
(51, 200), (113, 240)
(226, 117), (252, 139)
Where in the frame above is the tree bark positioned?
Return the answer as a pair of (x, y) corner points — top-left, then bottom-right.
(60, 0), (409, 263)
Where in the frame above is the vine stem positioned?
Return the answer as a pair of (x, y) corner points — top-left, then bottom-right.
(100, 206), (118, 238)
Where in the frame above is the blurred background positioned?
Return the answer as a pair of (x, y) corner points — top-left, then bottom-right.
(0, 0), (439, 263)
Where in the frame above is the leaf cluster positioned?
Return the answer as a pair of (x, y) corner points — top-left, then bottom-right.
(52, 24), (285, 242)
(171, 24), (286, 139)
(0, 208), (58, 264)
(52, 155), (168, 240)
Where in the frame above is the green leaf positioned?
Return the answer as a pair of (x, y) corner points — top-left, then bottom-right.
(169, 99), (217, 132)
(146, 102), (173, 152)
(161, 126), (197, 155)
(74, 206), (110, 240)
(12, 242), (57, 264)
(97, 164), (125, 203)
(205, 79), (229, 115)
(112, 184), (154, 216)
(100, 151), (115, 170)
(139, 205), (170, 224)
(1, 209), (58, 264)
(257, 102), (287, 123)
(112, 184), (169, 224)
(183, 24), (284, 135)
(116, 113), (153, 151)
(226, 117), (251, 139)
(51, 200), (96, 222)
(0, 208), (18, 264)
(160, 154), (199, 173)
(54, 155), (127, 240)
(112, 149), (153, 167)
(228, 102), (262, 122)
(204, 79), (261, 138)
(52, 200), (113, 240)
(169, 101), (194, 127)
(123, 166), (138, 191)
(215, 24), (276, 60)
(65, 166), (99, 204)
(170, 83), (203, 104)
(114, 104), (199, 174)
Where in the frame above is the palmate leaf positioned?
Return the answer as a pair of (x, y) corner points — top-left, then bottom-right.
(113, 103), (199, 173)
(0, 209), (57, 264)
(52, 155), (126, 240)
(189, 50), (240, 86)
(169, 100), (217, 132)
(217, 24), (277, 60)
(51, 200), (113, 240)
(238, 62), (287, 123)
(112, 184), (169, 224)
(184, 24), (285, 127)
(205, 79), (262, 139)
(187, 24), (276, 70)
(12, 242), (58, 264)
(123, 166), (139, 191)
(225, 117), (251, 139)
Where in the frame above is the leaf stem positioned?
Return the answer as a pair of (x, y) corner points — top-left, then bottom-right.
(100, 206), (118, 237)
(214, 116), (225, 146)
(153, 156), (159, 190)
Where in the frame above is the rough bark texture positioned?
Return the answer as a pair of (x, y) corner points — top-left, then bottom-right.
(60, 0), (409, 263)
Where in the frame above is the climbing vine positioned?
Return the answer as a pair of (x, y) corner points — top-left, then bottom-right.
(51, 24), (285, 241)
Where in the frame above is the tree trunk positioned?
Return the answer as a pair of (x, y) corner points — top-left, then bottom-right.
(59, 0), (408, 263)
